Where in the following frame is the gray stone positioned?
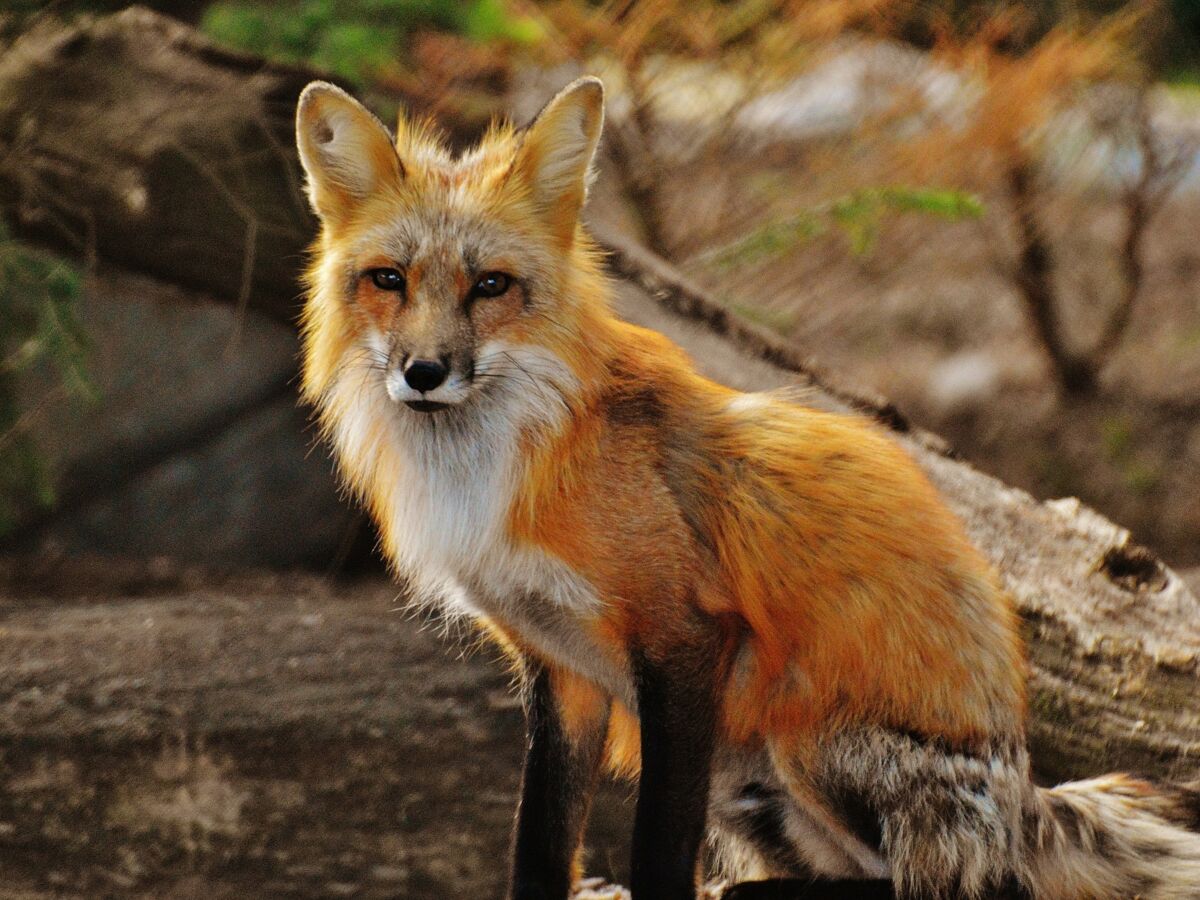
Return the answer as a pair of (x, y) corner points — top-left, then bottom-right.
(16, 266), (355, 568)
(43, 396), (353, 568)
(20, 266), (297, 482)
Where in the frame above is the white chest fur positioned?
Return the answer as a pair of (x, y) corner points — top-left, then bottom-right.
(324, 341), (634, 705)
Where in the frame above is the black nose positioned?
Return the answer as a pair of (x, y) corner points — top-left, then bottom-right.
(404, 358), (448, 393)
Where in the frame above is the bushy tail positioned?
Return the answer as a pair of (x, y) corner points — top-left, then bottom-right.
(1023, 774), (1200, 899)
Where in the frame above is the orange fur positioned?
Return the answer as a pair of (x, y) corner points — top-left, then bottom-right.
(508, 320), (1025, 765)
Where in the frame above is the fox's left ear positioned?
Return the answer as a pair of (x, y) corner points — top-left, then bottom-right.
(513, 77), (604, 244)
(296, 81), (403, 227)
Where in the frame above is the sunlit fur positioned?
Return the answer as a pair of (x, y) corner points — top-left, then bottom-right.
(296, 79), (1200, 898)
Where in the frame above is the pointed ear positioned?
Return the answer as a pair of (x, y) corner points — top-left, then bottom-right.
(513, 77), (605, 244)
(295, 81), (403, 226)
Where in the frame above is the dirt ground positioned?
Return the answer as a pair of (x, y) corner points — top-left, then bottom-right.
(0, 556), (634, 899)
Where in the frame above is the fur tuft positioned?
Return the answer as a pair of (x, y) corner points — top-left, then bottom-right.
(1022, 774), (1200, 900)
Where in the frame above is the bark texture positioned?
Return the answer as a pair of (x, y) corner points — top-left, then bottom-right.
(2, 6), (1197, 789)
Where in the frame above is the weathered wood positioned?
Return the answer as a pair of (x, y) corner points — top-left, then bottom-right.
(2, 6), (1197, 788)
(0, 8), (331, 324)
(0, 559), (633, 898)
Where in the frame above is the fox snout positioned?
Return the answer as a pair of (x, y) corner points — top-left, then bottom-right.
(403, 358), (448, 393)
(384, 351), (473, 412)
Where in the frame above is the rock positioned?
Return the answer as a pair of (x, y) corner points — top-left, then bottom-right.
(14, 265), (355, 568)
(925, 349), (1003, 413)
(41, 395), (353, 568)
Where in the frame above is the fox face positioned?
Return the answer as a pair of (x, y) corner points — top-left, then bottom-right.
(295, 78), (607, 415)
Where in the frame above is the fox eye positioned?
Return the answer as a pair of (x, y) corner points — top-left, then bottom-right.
(367, 268), (405, 292)
(472, 271), (511, 299)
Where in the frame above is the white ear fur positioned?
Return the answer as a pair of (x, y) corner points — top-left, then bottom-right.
(295, 81), (402, 224)
(515, 77), (605, 237)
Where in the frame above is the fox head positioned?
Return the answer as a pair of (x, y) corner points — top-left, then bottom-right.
(295, 77), (609, 417)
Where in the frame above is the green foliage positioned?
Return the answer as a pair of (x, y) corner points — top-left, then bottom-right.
(1101, 415), (1161, 495)
(1101, 414), (1135, 462)
(711, 187), (984, 269)
(464, 0), (542, 45)
(201, 0), (542, 84)
(0, 222), (93, 538)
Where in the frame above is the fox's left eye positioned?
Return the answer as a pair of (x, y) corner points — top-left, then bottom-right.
(472, 272), (511, 299)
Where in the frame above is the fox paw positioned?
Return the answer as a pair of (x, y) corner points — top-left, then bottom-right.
(571, 877), (631, 900)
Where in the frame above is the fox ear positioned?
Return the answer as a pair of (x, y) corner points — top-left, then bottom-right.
(296, 81), (403, 226)
(513, 77), (604, 244)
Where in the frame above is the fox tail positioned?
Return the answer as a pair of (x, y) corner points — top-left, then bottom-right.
(1022, 773), (1200, 899)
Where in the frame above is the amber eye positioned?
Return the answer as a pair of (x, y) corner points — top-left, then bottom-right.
(368, 268), (405, 292)
(472, 271), (511, 299)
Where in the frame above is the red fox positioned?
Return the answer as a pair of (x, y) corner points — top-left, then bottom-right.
(294, 77), (1200, 899)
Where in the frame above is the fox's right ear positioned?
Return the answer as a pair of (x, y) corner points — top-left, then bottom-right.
(295, 81), (403, 226)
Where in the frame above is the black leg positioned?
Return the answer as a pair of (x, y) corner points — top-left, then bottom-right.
(723, 878), (895, 899)
(509, 663), (608, 900)
(629, 644), (721, 900)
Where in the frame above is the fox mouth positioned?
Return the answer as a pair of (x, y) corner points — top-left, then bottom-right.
(405, 400), (450, 413)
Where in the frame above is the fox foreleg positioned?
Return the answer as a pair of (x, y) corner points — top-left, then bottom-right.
(630, 628), (725, 900)
(509, 663), (609, 900)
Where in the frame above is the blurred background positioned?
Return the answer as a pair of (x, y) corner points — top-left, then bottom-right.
(0, 0), (1197, 897)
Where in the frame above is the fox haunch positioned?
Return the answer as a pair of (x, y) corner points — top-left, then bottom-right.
(294, 77), (1200, 899)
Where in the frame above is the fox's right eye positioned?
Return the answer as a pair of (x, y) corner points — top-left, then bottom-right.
(367, 268), (405, 292)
